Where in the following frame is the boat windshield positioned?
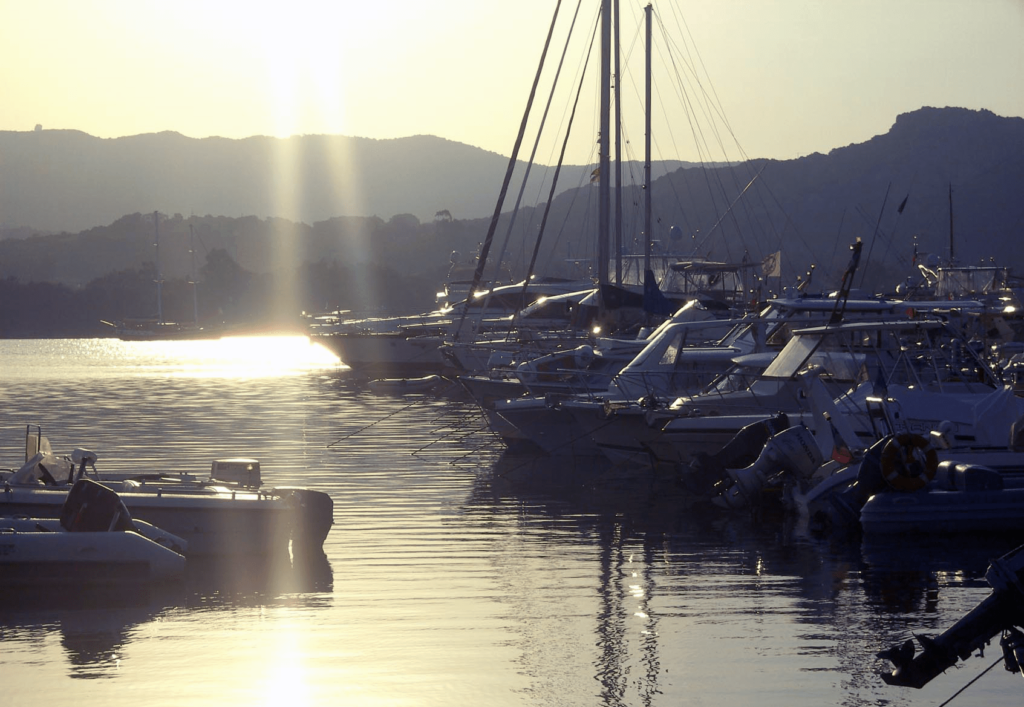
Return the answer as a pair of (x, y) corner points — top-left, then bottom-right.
(9, 453), (73, 486)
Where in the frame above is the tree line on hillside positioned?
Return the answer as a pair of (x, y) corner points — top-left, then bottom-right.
(0, 248), (437, 338)
(0, 211), (493, 288)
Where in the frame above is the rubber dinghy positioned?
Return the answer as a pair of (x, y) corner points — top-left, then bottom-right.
(0, 478), (187, 585)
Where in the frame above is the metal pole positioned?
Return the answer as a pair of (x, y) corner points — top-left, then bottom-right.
(598, 0), (611, 286)
(644, 3), (652, 275)
(613, 0), (622, 285)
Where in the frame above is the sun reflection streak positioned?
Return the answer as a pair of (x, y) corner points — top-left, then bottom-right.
(147, 336), (341, 378)
(260, 625), (311, 707)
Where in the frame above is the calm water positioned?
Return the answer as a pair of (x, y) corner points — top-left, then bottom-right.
(0, 337), (1021, 706)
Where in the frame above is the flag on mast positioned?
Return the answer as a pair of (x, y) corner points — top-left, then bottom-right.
(761, 251), (781, 278)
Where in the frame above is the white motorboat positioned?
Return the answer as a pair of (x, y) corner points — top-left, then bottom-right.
(0, 478), (186, 584)
(703, 371), (1024, 541)
(643, 316), (1018, 468)
(308, 279), (591, 378)
(482, 292), (912, 462)
(1, 429), (333, 557)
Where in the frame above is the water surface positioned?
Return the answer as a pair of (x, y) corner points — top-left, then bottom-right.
(1, 337), (1020, 706)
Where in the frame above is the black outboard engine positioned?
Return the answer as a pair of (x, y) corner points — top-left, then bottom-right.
(878, 543), (1024, 689)
(59, 478), (137, 533)
(679, 412), (790, 498)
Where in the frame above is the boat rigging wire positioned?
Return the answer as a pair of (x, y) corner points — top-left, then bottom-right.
(326, 394), (438, 447)
(858, 182), (891, 289)
(453, 0), (563, 342)
(936, 654), (1003, 707)
(690, 162), (768, 255)
(506, 10), (600, 339)
(483, 0), (585, 307)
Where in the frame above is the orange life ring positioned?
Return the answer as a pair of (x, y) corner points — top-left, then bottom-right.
(880, 433), (938, 491)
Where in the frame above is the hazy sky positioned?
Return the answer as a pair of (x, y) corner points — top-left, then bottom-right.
(3, 0), (1022, 163)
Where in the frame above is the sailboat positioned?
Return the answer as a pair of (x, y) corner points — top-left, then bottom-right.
(106, 213), (222, 341)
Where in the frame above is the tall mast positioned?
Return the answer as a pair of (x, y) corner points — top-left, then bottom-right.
(643, 3), (652, 275)
(597, 0), (611, 285)
(153, 211), (163, 323)
(613, 0), (622, 285)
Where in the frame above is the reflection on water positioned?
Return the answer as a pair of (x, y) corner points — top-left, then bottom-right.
(1, 338), (1022, 705)
(1, 335), (340, 380)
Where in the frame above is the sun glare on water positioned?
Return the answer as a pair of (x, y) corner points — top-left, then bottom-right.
(1, 336), (341, 380)
(140, 335), (341, 379)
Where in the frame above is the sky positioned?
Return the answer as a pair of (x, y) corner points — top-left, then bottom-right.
(3, 0), (1023, 164)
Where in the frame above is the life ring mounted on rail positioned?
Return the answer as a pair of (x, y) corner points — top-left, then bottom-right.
(880, 433), (938, 491)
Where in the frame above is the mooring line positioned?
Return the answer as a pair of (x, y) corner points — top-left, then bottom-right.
(326, 398), (424, 447)
(936, 655), (1004, 707)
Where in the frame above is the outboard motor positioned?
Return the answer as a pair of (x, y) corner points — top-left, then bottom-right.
(680, 412), (790, 498)
(879, 543), (1024, 689)
(59, 478), (137, 533)
(806, 437), (890, 531)
(714, 424), (825, 509)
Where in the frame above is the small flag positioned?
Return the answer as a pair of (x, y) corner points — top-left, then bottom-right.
(897, 195), (909, 214)
(590, 168), (600, 184)
(761, 251), (781, 278)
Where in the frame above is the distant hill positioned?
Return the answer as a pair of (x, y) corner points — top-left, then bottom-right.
(507, 106), (1024, 288)
(1, 107), (1022, 297)
(0, 129), (691, 234)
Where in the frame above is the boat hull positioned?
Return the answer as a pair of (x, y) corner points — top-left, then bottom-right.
(0, 519), (185, 583)
(0, 485), (332, 557)
(860, 486), (1024, 535)
(315, 331), (446, 377)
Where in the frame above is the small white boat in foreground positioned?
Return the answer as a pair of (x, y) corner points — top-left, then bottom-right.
(1, 427), (334, 557)
(0, 478), (186, 585)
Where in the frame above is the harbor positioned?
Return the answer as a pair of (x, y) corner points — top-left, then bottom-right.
(2, 335), (1022, 705)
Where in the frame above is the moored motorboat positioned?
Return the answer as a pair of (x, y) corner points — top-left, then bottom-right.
(1, 428), (333, 557)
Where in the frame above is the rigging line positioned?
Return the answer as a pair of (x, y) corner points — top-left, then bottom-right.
(662, 3), (738, 150)
(653, 11), (771, 261)
(325, 398), (425, 447)
(691, 162), (768, 254)
(879, 191), (910, 268)
(738, 166), (831, 283)
(655, 47), (735, 260)
(453, 0), (562, 342)
(506, 9), (600, 342)
(412, 420), (491, 456)
(485, 0), (585, 296)
(655, 13), (738, 164)
(830, 208), (846, 269)
(859, 182), (891, 289)
(936, 654), (1004, 707)
(853, 203), (911, 272)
